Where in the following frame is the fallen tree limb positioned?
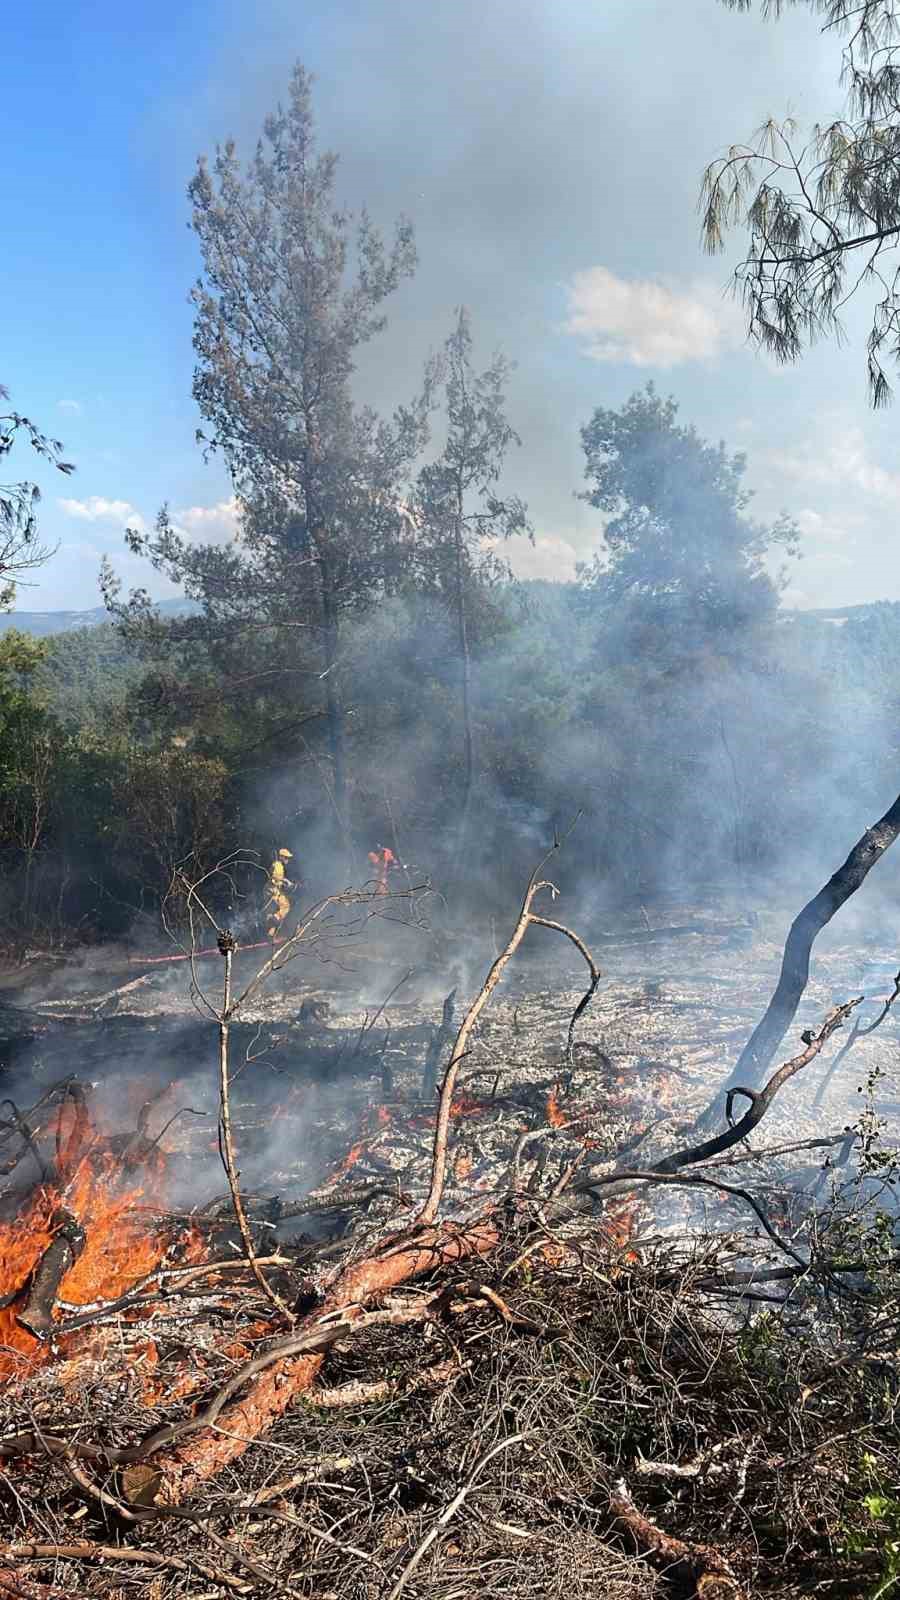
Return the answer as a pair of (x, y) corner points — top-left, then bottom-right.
(385, 1432), (527, 1600)
(701, 789), (900, 1121)
(609, 1476), (746, 1599)
(140, 1213), (501, 1501)
(813, 966), (900, 1108)
(654, 1000), (861, 1174)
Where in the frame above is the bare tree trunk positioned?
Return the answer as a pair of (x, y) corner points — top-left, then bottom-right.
(698, 787), (900, 1125)
(454, 510), (474, 835)
(444, 498), (475, 912)
(318, 557), (349, 864)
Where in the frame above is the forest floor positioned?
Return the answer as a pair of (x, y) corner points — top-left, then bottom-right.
(0, 900), (898, 1598)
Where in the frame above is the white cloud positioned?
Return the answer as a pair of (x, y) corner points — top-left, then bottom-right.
(794, 508), (855, 555)
(170, 496), (240, 544)
(508, 534), (579, 583)
(763, 424), (900, 510)
(57, 399), (82, 415)
(59, 495), (146, 534)
(563, 266), (742, 368)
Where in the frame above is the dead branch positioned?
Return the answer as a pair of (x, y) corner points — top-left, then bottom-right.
(385, 1432), (527, 1600)
(418, 870), (554, 1224)
(2, 1545), (249, 1593)
(702, 790), (900, 1117)
(572, 1170), (806, 1267)
(214, 928), (294, 1324)
(813, 966), (900, 1107)
(419, 837), (598, 1225)
(560, 1002), (859, 1221)
(654, 1000), (861, 1172)
(309, 1356), (461, 1408)
(529, 913), (601, 1068)
(609, 1476), (746, 1598)
(51, 1253), (291, 1335)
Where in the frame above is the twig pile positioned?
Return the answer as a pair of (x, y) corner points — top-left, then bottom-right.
(0, 853), (898, 1598)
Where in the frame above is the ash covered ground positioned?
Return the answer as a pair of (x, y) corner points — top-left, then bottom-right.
(4, 897), (898, 1232)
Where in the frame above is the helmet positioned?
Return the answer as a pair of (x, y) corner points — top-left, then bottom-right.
(278, 848), (293, 860)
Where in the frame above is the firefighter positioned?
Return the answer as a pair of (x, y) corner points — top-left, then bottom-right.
(367, 844), (398, 896)
(267, 847), (294, 938)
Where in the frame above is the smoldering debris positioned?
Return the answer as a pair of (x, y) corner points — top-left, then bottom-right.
(0, 892), (897, 1598)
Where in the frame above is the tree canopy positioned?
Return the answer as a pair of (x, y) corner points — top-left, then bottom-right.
(578, 385), (796, 649)
(0, 386), (73, 608)
(704, 0), (900, 402)
(106, 64), (432, 839)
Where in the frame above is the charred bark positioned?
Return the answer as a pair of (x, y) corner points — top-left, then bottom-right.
(700, 789), (900, 1121)
(17, 1210), (86, 1339)
(421, 987), (457, 1098)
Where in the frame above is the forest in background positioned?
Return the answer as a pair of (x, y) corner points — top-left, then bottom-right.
(1, 557), (899, 950)
(4, 54), (900, 953)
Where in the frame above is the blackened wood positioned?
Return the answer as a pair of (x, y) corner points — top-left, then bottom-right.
(17, 1210), (86, 1339)
(421, 988), (457, 1098)
(710, 790), (900, 1109)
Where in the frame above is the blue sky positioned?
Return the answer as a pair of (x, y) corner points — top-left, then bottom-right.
(5, 0), (900, 610)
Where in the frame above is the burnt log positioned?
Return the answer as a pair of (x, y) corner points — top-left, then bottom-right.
(17, 1210), (86, 1339)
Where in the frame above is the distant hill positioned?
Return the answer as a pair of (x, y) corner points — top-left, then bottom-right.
(781, 600), (900, 625)
(1, 592), (898, 640)
(0, 598), (197, 637)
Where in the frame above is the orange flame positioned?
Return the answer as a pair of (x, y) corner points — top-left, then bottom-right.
(328, 1140), (366, 1183)
(448, 1090), (484, 1120)
(545, 1087), (567, 1129)
(0, 1152), (167, 1381)
(601, 1197), (640, 1256)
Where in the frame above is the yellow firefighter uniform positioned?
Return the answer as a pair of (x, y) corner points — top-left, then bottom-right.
(267, 848), (293, 938)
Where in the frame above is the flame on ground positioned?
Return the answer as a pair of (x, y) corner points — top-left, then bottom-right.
(545, 1086), (567, 1129)
(0, 1102), (172, 1383)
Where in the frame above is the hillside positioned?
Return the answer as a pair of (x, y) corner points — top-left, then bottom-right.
(0, 598), (197, 637)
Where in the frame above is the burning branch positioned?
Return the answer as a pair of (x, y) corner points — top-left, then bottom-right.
(16, 1209), (85, 1339)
